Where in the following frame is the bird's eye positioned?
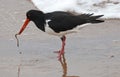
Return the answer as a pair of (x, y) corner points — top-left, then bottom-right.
(28, 14), (30, 17)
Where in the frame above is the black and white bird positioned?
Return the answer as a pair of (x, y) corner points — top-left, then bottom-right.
(16, 10), (104, 60)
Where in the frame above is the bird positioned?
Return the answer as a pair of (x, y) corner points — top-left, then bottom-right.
(16, 10), (104, 60)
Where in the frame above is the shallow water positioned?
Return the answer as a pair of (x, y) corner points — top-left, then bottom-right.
(0, 0), (120, 76)
(0, 23), (120, 77)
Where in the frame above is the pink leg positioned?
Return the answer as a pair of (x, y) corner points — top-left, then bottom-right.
(58, 36), (66, 60)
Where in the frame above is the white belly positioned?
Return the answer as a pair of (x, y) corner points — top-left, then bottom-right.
(45, 25), (76, 37)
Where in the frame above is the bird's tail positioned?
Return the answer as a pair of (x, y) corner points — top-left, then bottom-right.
(87, 14), (104, 23)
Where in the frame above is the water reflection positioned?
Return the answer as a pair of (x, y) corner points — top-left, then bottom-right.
(17, 53), (79, 77)
(18, 64), (21, 77)
(59, 54), (79, 77)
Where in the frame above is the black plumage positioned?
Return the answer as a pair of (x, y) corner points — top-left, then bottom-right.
(26, 10), (104, 33)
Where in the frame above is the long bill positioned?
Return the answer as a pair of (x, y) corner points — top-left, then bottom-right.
(17, 18), (30, 35)
(15, 18), (30, 47)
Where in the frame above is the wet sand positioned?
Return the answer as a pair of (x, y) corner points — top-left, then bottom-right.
(0, 0), (120, 77)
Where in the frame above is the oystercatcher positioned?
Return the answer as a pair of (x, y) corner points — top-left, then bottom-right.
(16, 10), (104, 60)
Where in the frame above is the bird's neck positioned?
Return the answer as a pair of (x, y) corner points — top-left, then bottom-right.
(33, 18), (45, 32)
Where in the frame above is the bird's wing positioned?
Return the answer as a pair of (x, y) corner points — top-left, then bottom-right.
(45, 12), (86, 33)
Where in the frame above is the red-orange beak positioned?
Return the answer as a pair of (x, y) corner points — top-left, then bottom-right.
(17, 18), (30, 35)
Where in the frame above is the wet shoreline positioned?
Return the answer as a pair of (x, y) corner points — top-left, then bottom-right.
(0, 0), (120, 77)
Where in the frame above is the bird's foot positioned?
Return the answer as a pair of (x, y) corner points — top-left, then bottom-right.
(57, 50), (65, 61)
(53, 50), (64, 60)
(53, 50), (65, 60)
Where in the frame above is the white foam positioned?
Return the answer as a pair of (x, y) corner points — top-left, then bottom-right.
(32, 0), (120, 18)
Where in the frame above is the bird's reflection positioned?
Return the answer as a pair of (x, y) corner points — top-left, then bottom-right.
(59, 54), (79, 77)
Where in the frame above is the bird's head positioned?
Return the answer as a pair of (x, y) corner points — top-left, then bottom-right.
(17, 10), (44, 35)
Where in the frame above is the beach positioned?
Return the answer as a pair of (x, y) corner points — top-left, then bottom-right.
(0, 0), (120, 77)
